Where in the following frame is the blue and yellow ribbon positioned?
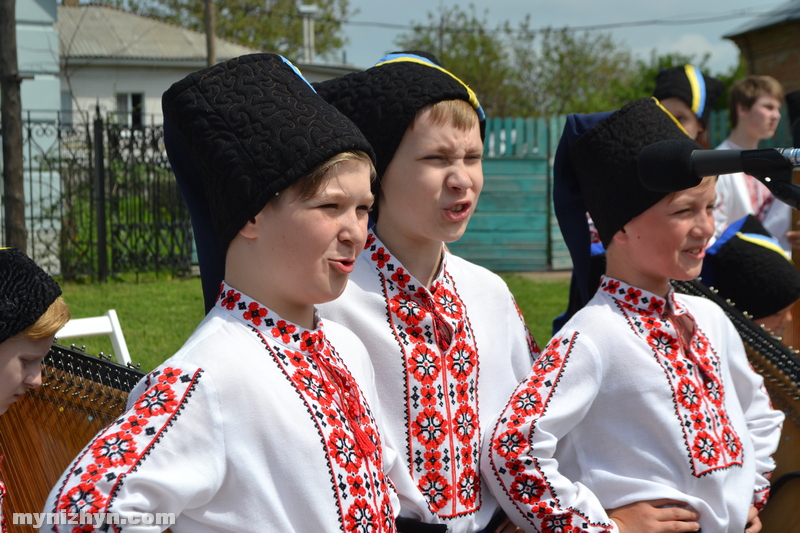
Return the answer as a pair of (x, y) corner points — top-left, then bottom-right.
(374, 53), (486, 121)
(683, 65), (707, 120)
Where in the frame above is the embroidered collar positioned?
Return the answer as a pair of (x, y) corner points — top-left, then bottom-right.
(364, 230), (447, 293)
(215, 281), (325, 353)
(598, 276), (686, 318)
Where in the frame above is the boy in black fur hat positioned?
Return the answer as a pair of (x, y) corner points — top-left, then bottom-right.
(703, 214), (800, 338)
(0, 248), (70, 533)
(484, 98), (782, 533)
(43, 54), (401, 533)
(315, 52), (539, 533)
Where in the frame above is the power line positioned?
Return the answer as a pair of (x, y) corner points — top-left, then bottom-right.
(339, 4), (793, 35)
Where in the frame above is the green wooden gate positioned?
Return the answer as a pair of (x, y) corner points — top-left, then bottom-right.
(449, 108), (793, 273)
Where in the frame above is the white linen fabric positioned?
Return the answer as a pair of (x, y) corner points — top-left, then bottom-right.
(43, 282), (400, 533)
(483, 276), (783, 533)
(319, 230), (539, 533)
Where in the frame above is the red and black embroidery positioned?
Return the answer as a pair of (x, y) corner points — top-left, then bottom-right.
(488, 333), (614, 533)
(49, 366), (203, 530)
(223, 282), (393, 533)
(605, 277), (744, 476)
(366, 231), (481, 518)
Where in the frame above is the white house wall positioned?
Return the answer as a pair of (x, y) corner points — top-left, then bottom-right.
(61, 64), (202, 125)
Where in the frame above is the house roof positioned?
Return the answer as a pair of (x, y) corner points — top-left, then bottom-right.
(56, 4), (260, 64)
(724, 0), (800, 38)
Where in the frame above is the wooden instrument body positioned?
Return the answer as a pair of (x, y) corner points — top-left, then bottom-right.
(672, 280), (800, 533)
(0, 344), (144, 532)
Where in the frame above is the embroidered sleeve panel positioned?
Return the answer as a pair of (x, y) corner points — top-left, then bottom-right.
(47, 365), (204, 528)
(487, 332), (615, 533)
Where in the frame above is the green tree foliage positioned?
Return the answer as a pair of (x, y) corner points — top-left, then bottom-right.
(396, 4), (742, 118)
(395, 5), (515, 117)
(112, 0), (355, 62)
(506, 22), (635, 116)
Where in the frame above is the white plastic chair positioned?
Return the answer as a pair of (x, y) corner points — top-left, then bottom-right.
(56, 309), (132, 365)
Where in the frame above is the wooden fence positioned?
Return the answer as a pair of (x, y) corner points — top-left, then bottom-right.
(450, 109), (795, 272)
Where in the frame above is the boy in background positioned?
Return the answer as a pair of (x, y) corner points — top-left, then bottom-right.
(713, 75), (789, 250)
(654, 64), (725, 145)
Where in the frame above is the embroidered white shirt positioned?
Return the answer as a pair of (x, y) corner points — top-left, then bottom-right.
(483, 276), (783, 533)
(43, 282), (400, 533)
(713, 139), (792, 251)
(319, 230), (539, 533)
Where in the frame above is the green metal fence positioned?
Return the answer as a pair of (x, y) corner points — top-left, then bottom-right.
(450, 109), (794, 272)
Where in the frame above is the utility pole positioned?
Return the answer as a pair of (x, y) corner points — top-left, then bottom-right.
(0, 0), (27, 250)
(204, 0), (216, 66)
(299, 4), (318, 64)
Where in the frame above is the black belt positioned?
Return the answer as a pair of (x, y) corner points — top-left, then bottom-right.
(395, 509), (508, 533)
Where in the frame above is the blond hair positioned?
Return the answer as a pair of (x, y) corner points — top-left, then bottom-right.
(410, 99), (480, 133)
(16, 296), (71, 341)
(289, 151), (376, 202)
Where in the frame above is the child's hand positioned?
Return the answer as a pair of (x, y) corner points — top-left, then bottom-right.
(745, 506), (761, 533)
(607, 499), (700, 532)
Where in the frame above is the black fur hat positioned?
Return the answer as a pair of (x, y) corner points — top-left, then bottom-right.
(162, 53), (375, 249)
(568, 98), (700, 247)
(0, 248), (62, 344)
(709, 215), (800, 319)
(654, 65), (725, 127)
(314, 51), (486, 180)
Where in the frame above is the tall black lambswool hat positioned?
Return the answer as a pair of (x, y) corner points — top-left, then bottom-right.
(706, 215), (800, 319)
(654, 65), (725, 127)
(0, 248), (62, 344)
(162, 53), (375, 250)
(569, 97), (701, 247)
(313, 51), (486, 179)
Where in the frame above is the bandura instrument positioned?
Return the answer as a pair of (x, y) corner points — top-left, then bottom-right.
(672, 279), (800, 533)
(0, 343), (145, 532)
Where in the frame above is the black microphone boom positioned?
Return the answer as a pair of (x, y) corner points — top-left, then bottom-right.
(638, 140), (800, 209)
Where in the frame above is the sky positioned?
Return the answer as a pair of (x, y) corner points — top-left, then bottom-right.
(337, 0), (787, 74)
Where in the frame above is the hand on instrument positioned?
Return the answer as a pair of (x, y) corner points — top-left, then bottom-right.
(608, 499), (700, 533)
(744, 506), (761, 533)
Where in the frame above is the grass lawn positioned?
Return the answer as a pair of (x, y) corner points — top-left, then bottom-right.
(59, 273), (570, 372)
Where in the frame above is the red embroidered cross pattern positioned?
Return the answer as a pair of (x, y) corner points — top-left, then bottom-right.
(49, 366), (203, 530)
(226, 282), (394, 533)
(367, 231), (481, 519)
(603, 278), (744, 476)
(489, 333), (613, 533)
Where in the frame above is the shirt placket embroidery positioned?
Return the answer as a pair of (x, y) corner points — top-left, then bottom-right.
(367, 232), (481, 518)
(224, 283), (394, 533)
(607, 277), (744, 476)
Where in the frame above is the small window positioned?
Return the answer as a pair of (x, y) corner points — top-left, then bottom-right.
(115, 92), (144, 127)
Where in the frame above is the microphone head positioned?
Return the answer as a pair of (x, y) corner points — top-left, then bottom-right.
(638, 139), (703, 192)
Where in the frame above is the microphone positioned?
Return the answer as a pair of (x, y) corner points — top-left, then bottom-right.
(638, 139), (800, 209)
